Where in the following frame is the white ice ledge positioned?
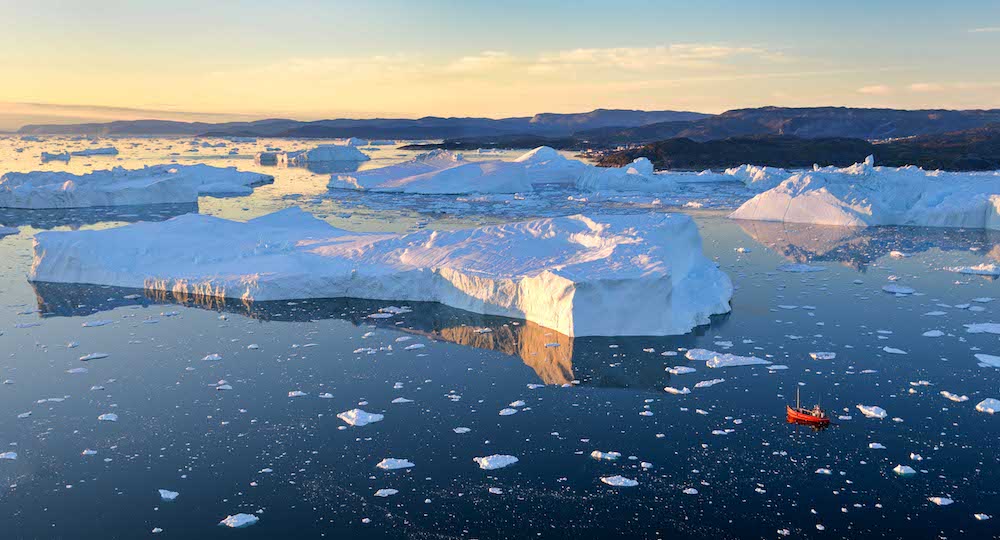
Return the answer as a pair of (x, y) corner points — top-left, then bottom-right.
(0, 164), (273, 209)
(29, 207), (732, 337)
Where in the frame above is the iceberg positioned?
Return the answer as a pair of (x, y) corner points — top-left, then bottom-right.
(30, 207), (731, 337)
(280, 144), (370, 164)
(330, 147), (676, 194)
(41, 151), (71, 162)
(71, 147), (119, 157)
(730, 156), (1000, 230)
(0, 164), (273, 208)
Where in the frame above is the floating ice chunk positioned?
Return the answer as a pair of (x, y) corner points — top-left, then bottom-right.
(474, 455), (518, 470)
(0, 451), (16, 460)
(975, 354), (1000, 368)
(815, 468), (832, 475)
(928, 497), (954, 506)
(79, 353), (109, 361)
(219, 513), (259, 528)
(590, 451), (621, 461)
(287, 391), (307, 398)
(975, 398), (999, 414)
(664, 386), (691, 395)
(81, 449), (97, 456)
(202, 353), (222, 361)
(391, 397), (413, 404)
(777, 263), (825, 273)
(869, 443), (886, 449)
(889, 250), (909, 258)
(922, 330), (944, 337)
(332, 149), (529, 194)
(453, 427), (471, 434)
(158, 489), (179, 501)
(98, 413), (118, 422)
(498, 408), (519, 416)
(71, 147), (119, 156)
(882, 347), (907, 355)
(946, 263), (1000, 276)
(601, 476), (638, 487)
(893, 465), (916, 476)
(682, 487), (699, 495)
(856, 405), (887, 419)
(376, 458), (415, 470)
(373, 489), (398, 498)
(882, 284), (915, 295)
(81, 319), (113, 328)
(337, 409), (384, 427)
(282, 144), (370, 165)
(809, 352), (836, 360)
(30, 208), (733, 338)
(965, 323), (1000, 335)
(0, 164), (272, 208)
(686, 348), (770, 368)
(940, 391), (969, 403)
(974, 514), (992, 521)
(318, 393), (333, 399)
(666, 366), (696, 375)
(694, 379), (725, 388)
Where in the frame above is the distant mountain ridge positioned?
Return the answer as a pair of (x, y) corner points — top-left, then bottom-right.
(16, 109), (709, 138)
(579, 106), (1000, 143)
(598, 123), (1000, 171)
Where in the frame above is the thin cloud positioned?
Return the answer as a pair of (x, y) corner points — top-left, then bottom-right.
(968, 27), (1000, 33)
(857, 85), (892, 96)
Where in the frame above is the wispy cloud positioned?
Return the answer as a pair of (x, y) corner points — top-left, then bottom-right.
(968, 27), (1000, 33)
(534, 44), (781, 71)
(857, 85), (892, 96)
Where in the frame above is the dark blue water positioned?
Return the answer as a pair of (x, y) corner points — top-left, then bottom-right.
(1, 209), (997, 539)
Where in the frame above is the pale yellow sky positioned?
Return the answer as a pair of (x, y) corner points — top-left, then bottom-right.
(3, 0), (1000, 129)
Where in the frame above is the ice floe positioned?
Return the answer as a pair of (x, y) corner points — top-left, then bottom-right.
(219, 513), (259, 528)
(474, 454), (518, 470)
(856, 405), (887, 419)
(376, 458), (415, 470)
(600, 475), (638, 487)
(685, 348), (770, 368)
(337, 409), (384, 427)
(31, 207), (732, 337)
(975, 398), (999, 414)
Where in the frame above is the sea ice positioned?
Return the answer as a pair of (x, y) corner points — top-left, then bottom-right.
(686, 348), (770, 368)
(376, 458), (415, 470)
(158, 489), (179, 501)
(975, 398), (999, 414)
(856, 405), (887, 419)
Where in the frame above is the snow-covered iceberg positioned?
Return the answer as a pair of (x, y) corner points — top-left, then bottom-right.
(30, 207), (733, 337)
(331, 149), (532, 194)
(280, 144), (370, 164)
(730, 156), (1000, 230)
(331, 146), (675, 194)
(0, 164), (273, 208)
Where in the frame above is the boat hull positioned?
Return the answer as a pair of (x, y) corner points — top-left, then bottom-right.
(786, 405), (830, 426)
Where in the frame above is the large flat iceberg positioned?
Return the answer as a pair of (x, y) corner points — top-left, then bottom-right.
(30, 207), (732, 337)
(0, 164), (273, 208)
(730, 156), (1000, 229)
(330, 147), (685, 194)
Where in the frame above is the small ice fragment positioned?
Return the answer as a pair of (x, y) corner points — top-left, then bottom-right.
(474, 455), (518, 470)
(219, 513), (259, 528)
(975, 398), (999, 414)
(337, 409), (383, 426)
(158, 489), (179, 501)
(601, 475), (638, 487)
(79, 353), (109, 361)
(809, 352), (836, 360)
(98, 413), (118, 422)
(856, 405), (887, 419)
(287, 391), (307, 398)
(376, 458), (414, 470)
(590, 451), (621, 461)
(882, 347), (907, 355)
(893, 465), (916, 476)
(928, 497), (954, 506)
(202, 353), (222, 361)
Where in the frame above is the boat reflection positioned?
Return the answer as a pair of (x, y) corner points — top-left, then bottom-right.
(30, 282), (729, 389)
(736, 220), (1000, 272)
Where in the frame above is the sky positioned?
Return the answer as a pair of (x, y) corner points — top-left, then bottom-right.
(2, 0), (1000, 130)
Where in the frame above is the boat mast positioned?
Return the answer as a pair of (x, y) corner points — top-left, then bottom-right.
(796, 387), (800, 409)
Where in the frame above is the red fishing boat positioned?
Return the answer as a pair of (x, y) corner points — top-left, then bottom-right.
(786, 388), (830, 427)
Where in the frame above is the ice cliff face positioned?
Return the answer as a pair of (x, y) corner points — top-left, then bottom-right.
(30, 207), (732, 337)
